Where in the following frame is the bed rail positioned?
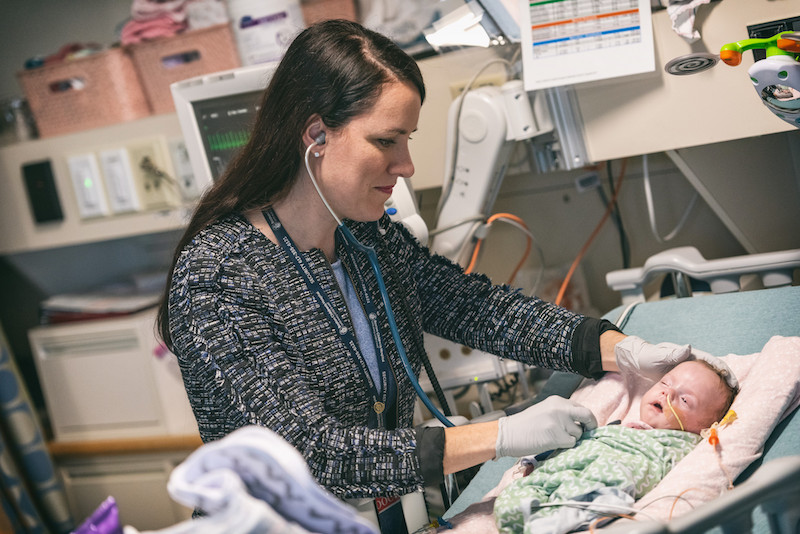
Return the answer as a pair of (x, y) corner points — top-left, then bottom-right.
(601, 454), (800, 534)
(606, 247), (800, 304)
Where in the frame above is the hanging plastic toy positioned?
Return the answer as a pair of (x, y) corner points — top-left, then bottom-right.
(665, 31), (800, 127)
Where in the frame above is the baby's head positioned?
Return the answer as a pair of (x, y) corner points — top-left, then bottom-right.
(639, 360), (737, 434)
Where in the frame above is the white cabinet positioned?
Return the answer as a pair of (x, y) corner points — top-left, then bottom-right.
(30, 309), (201, 529)
(28, 309), (198, 442)
(58, 451), (194, 531)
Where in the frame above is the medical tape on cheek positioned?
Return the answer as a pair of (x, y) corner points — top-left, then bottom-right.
(665, 395), (685, 432)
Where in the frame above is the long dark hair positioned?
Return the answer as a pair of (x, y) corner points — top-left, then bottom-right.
(157, 19), (426, 348)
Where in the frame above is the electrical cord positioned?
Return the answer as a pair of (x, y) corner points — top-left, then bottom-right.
(531, 500), (659, 523)
(139, 155), (180, 192)
(462, 213), (545, 292)
(555, 159), (627, 307)
(501, 218), (546, 295)
(427, 215), (485, 237)
(489, 374), (519, 404)
(643, 153), (699, 243)
(465, 213), (532, 283)
(636, 490), (697, 519)
(605, 160), (630, 269)
(613, 302), (639, 330)
(453, 219), (486, 266)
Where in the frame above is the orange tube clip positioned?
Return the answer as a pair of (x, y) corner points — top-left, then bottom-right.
(720, 49), (742, 66)
(708, 427), (719, 446)
(777, 38), (800, 53)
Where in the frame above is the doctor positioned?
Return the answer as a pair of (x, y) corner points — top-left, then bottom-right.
(157, 19), (699, 527)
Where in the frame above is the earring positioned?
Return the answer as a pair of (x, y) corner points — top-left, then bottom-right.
(314, 152), (320, 158)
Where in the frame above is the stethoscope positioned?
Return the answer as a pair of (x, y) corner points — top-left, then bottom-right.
(304, 133), (454, 428)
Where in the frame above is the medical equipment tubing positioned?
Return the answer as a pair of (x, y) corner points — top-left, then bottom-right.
(304, 142), (455, 427)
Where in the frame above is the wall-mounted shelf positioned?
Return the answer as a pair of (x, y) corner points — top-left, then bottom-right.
(0, 113), (193, 255)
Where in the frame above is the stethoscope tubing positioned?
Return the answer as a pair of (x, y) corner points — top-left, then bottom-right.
(305, 142), (454, 427)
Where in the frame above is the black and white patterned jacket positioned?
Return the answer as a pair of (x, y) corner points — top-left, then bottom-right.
(168, 212), (606, 499)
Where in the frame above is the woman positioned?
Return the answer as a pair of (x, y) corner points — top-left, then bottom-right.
(157, 18), (702, 518)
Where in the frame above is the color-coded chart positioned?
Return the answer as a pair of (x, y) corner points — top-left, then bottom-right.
(519, 0), (655, 90)
(529, 0), (641, 58)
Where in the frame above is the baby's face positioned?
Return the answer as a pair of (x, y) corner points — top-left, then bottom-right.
(639, 361), (728, 434)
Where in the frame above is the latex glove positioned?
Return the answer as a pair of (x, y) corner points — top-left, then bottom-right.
(615, 335), (738, 389)
(495, 396), (597, 459)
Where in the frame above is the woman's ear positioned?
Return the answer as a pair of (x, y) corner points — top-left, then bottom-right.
(303, 116), (327, 150)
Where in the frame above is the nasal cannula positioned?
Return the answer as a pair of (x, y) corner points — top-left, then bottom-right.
(665, 395), (685, 432)
(304, 138), (455, 427)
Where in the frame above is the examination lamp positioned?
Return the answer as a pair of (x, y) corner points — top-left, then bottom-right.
(665, 31), (800, 128)
(423, 0), (519, 51)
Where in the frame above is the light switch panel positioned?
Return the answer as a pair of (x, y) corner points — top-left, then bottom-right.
(67, 153), (109, 219)
(99, 148), (141, 213)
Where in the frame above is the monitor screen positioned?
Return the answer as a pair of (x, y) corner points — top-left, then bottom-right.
(171, 63), (277, 197)
(192, 90), (262, 181)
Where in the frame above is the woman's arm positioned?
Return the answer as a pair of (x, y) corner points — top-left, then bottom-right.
(442, 394), (597, 474)
(601, 329), (626, 372)
(442, 421), (499, 475)
(382, 220), (593, 375)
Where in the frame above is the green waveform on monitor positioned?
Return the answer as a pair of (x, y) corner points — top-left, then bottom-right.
(208, 130), (250, 151)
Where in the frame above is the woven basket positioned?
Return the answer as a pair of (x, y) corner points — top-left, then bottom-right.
(17, 48), (151, 138)
(301, 0), (357, 24)
(127, 24), (241, 114)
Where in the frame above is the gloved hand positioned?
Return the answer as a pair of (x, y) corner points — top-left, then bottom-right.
(615, 335), (738, 389)
(495, 396), (597, 459)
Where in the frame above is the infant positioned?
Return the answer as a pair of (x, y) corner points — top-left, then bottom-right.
(635, 359), (736, 433)
(494, 360), (738, 534)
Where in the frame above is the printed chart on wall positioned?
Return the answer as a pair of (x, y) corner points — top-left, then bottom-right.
(519, 0), (655, 91)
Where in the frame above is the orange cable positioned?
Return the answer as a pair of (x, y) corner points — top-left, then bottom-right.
(555, 159), (628, 307)
(668, 487), (698, 520)
(589, 512), (638, 533)
(464, 213), (532, 284)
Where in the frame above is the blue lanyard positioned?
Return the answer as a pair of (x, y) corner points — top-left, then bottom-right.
(263, 208), (398, 429)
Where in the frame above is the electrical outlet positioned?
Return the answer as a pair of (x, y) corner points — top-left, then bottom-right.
(449, 73), (507, 99)
(127, 139), (182, 210)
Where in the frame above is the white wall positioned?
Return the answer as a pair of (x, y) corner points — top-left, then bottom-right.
(417, 148), (771, 315)
(2, 0), (799, 318)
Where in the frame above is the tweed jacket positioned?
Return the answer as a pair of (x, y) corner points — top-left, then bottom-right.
(167, 212), (599, 499)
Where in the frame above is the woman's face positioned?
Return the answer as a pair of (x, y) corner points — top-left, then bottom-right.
(316, 81), (421, 222)
(639, 361), (729, 434)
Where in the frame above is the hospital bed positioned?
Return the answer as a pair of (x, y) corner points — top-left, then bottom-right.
(441, 247), (800, 534)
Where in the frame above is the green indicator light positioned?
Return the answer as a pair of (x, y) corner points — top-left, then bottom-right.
(83, 178), (93, 188)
